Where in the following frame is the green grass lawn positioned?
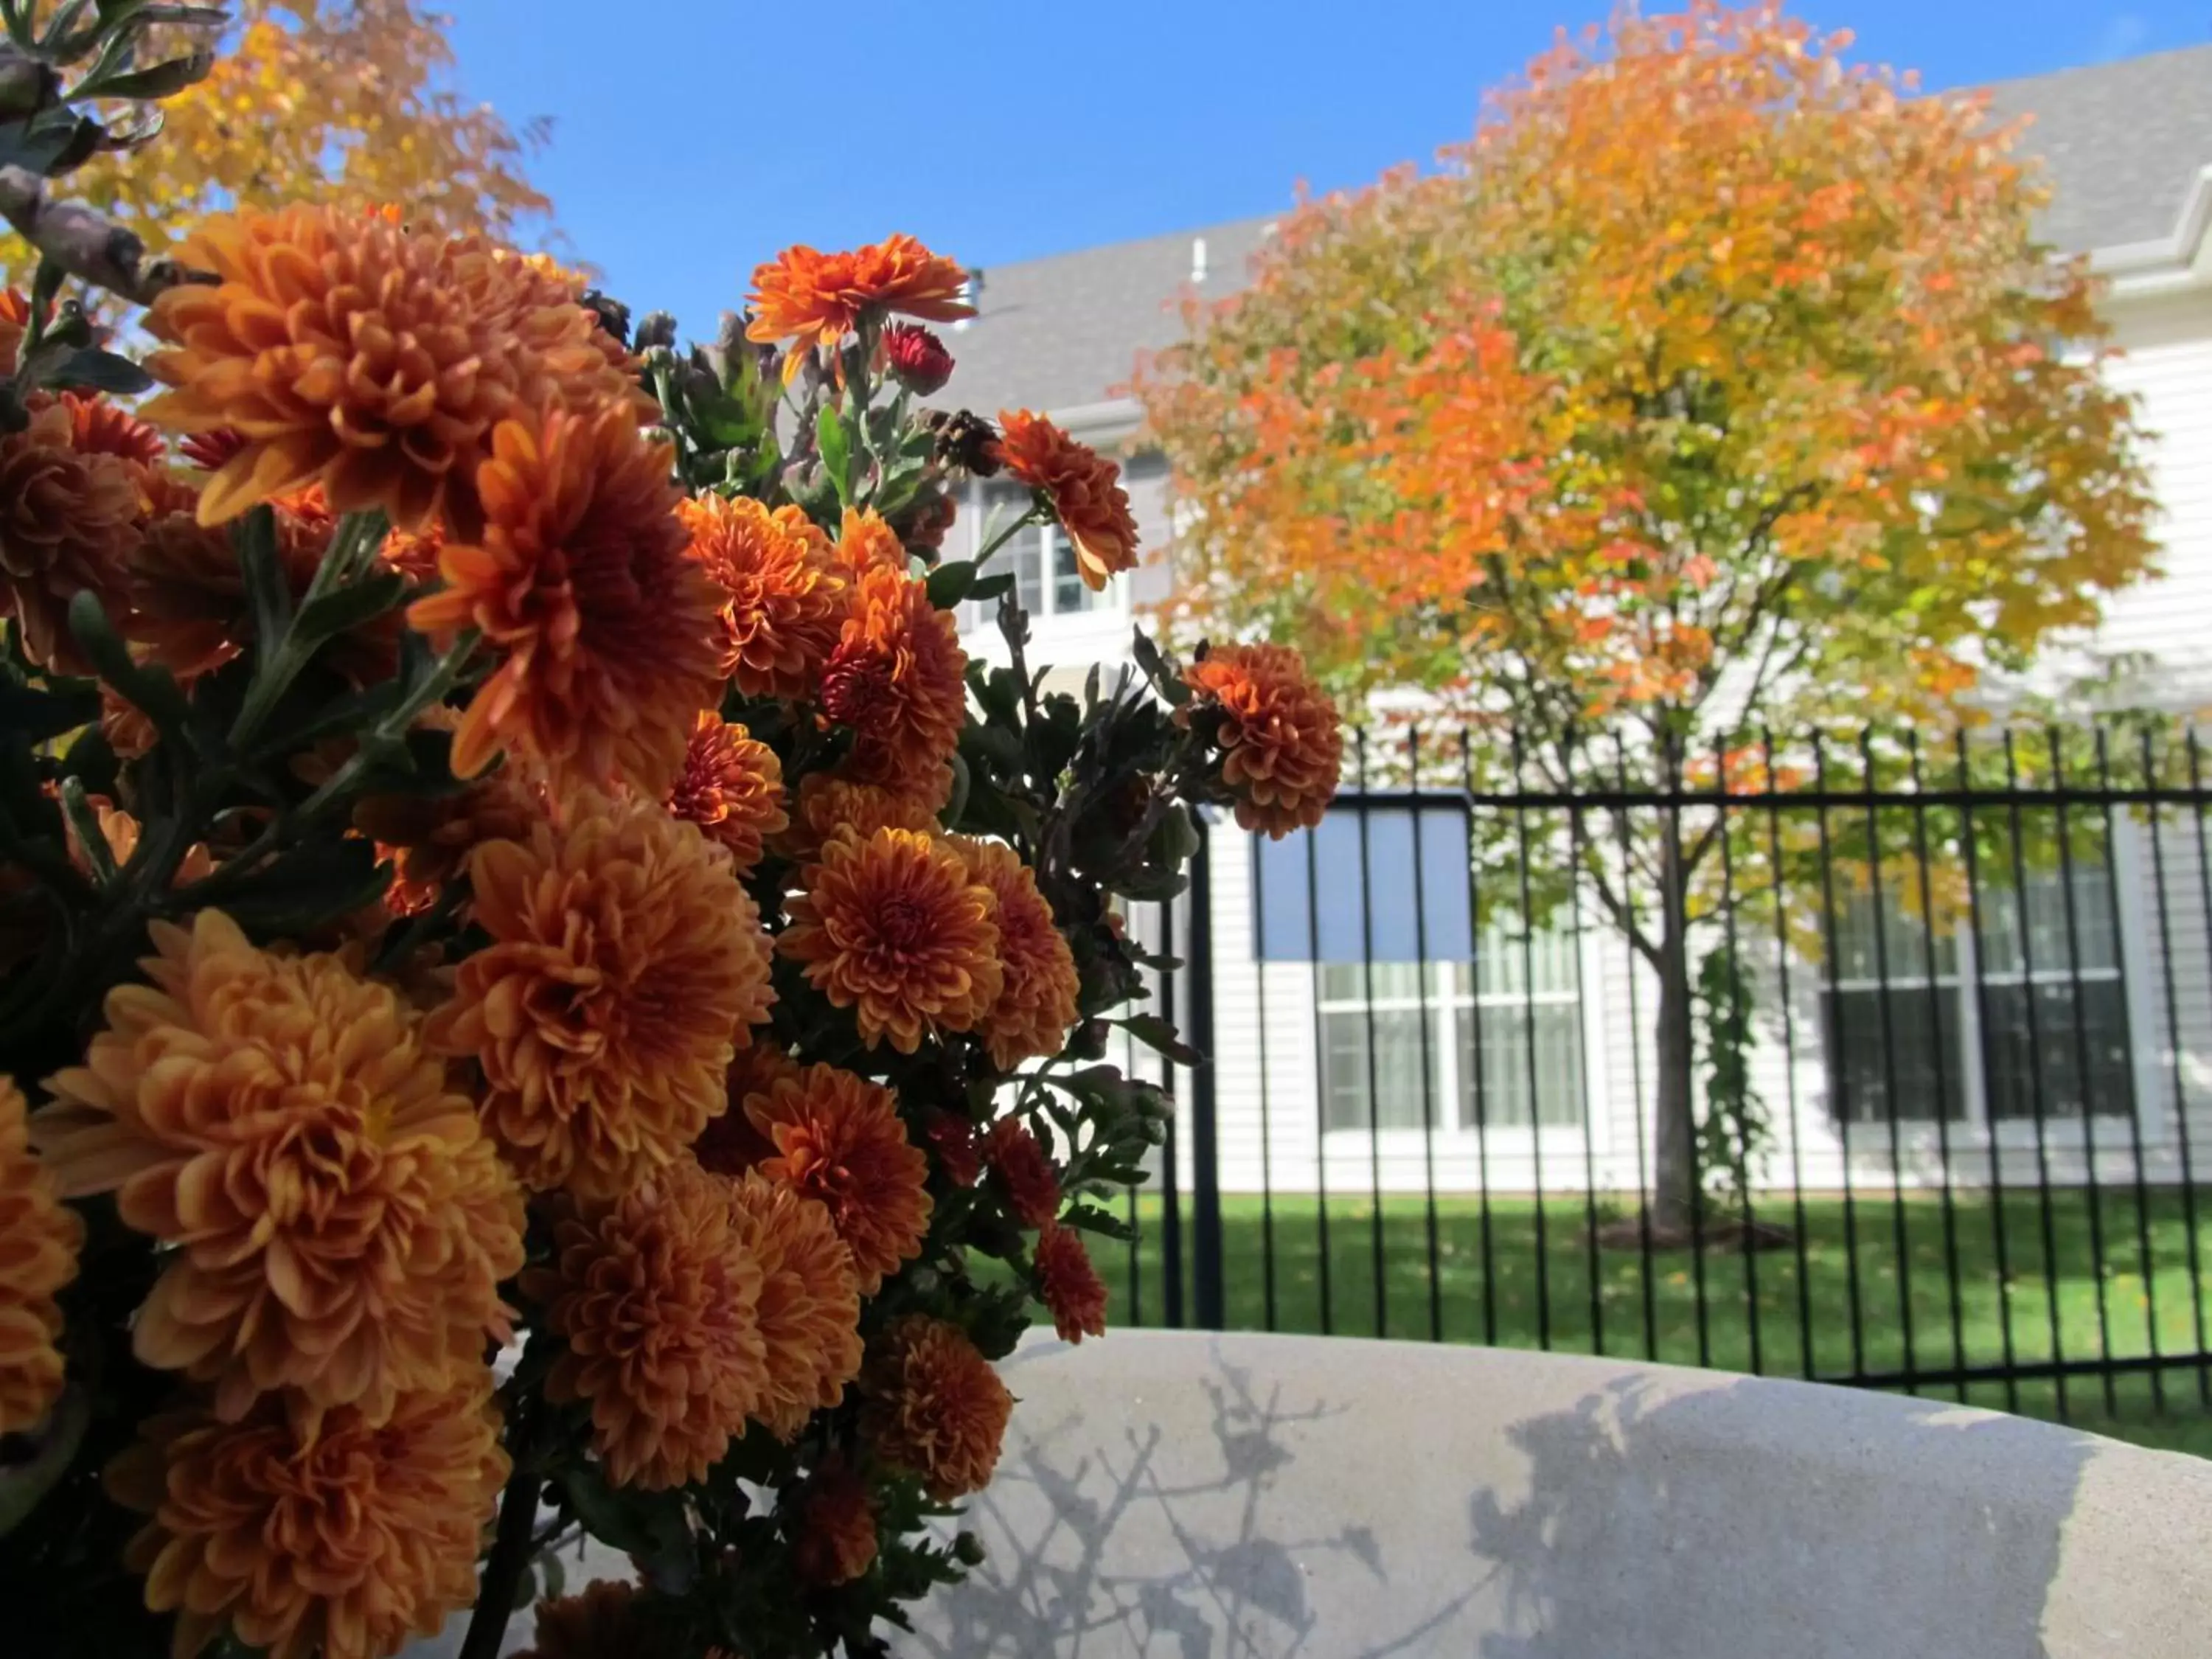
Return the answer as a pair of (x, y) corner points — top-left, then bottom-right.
(1093, 1188), (2212, 1458)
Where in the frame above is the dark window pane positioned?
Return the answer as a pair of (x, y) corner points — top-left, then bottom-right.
(1980, 980), (2131, 1121)
(1320, 1006), (1436, 1131)
(1822, 986), (1965, 1124)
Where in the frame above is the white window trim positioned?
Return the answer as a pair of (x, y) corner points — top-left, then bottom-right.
(956, 478), (1130, 636)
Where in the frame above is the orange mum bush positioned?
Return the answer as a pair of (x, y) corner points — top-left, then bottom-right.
(694, 1042), (804, 1176)
(525, 1159), (768, 1490)
(818, 564), (969, 788)
(860, 1315), (1012, 1500)
(408, 408), (724, 793)
(108, 1371), (509, 1659)
(984, 1116), (1062, 1231)
(787, 765), (953, 857)
(34, 910), (525, 1423)
(1034, 1222), (1109, 1344)
(995, 410), (1141, 591)
(65, 392), (166, 466)
(668, 712), (789, 869)
(746, 1063), (932, 1294)
(956, 836), (1081, 1069)
(515, 1582), (679, 1659)
(352, 765), (539, 918)
(728, 1170), (864, 1436)
(781, 827), (1001, 1053)
(0, 1076), (81, 1433)
(0, 400), (139, 672)
(142, 205), (622, 531)
(681, 492), (848, 698)
(748, 234), (973, 377)
(427, 789), (776, 1198)
(1181, 643), (1346, 838)
(791, 1458), (879, 1587)
(832, 506), (910, 577)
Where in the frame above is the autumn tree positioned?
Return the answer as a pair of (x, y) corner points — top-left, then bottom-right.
(1141, 1), (2157, 1230)
(1, 0), (550, 288)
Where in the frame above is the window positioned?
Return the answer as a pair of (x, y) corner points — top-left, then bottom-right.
(1316, 942), (1585, 1134)
(1822, 864), (2132, 1126)
(957, 479), (1124, 633)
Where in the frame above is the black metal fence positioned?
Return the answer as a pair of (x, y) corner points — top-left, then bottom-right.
(1110, 723), (2212, 1440)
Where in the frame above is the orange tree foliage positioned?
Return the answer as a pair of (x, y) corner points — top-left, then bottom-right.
(1141, 1), (2156, 736)
(3, 0), (549, 285)
(1140, 1), (2160, 1226)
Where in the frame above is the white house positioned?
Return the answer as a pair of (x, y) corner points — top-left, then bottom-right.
(938, 43), (2212, 1203)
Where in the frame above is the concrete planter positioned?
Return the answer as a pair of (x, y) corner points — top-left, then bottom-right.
(418, 1331), (2212, 1658)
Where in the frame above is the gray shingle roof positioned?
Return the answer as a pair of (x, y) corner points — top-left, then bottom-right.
(945, 44), (2212, 420)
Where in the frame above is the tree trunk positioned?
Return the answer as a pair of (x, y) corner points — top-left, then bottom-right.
(1650, 798), (1698, 1233)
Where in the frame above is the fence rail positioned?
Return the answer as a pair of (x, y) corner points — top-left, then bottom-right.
(1110, 723), (2212, 1439)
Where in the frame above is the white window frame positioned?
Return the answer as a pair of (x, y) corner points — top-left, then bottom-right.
(956, 476), (1130, 636)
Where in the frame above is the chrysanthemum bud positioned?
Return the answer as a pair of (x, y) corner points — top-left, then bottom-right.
(0, 50), (59, 120)
(922, 408), (1001, 478)
(635, 308), (678, 351)
(883, 322), (954, 396)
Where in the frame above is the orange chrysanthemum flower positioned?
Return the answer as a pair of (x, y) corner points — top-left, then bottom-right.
(668, 712), (787, 869)
(781, 827), (1001, 1054)
(108, 1372), (508, 1659)
(695, 1043), (803, 1176)
(408, 408), (723, 793)
(832, 506), (908, 578)
(35, 910), (525, 1423)
(818, 565), (969, 789)
(791, 1458), (878, 1587)
(955, 836), (1081, 1070)
(984, 1116), (1062, 1231)
(142, 205), (626, 530)
(0, 1077), (80, 1433)
(0, 400), (139, 672)
(525, 1160), (768, 1489)
(681, 493), (846, 699)
(746, 1064), (932, 1295)
(515, 1581), (682, 1659)
(352, 765), (538, 918)
(787, 765), (953, 858)
(1181, 643), (1344, 838)
(860, 1315), (1012, 1501)
(995, 410), (1140, 591)
(747, 235), (973, 382)
(727, 1170), (863, 1436)
(1034, 1222), (1108, 1343)
(64, 392), (165, 465)
(0, 288), (26, 377)
(426, 789), (776, 1198)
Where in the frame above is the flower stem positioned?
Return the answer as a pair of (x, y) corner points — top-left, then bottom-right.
(460, 1416), (543, 1659)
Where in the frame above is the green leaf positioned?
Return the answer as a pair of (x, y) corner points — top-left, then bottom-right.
(189, 837), (386, 933)
(66, 588), (191, 738)
(926, 560), (978, 609)
(815, 404), (854, 507)
(289, 571), (406, 651)
(1062, 1201), (1134, 1242)
(970, 572), (1016, 604)
(232, 507), (291, 647)
(0, 678), (97, 744)
(1109, 1013), (1202, 1068)
(40, 346), (151, 394)
(80, 48), (214, 100)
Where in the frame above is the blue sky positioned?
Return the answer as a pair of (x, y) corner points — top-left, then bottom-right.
(445, 1), (2208, 335)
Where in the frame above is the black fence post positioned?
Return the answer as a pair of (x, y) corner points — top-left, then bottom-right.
(1189, 813), (1226, 1331)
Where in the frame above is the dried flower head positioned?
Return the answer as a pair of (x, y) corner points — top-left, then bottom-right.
(667, 712), (787, 870)
(515, 1581), (681, 1659)
(427, 790), (776, 1199)
(107, 1371), (509, 1659)
(526, 1160), (768, 1489)
(923, 1108), (984, 1189)
(780, 827), (1001, 1054)
(791, 1457), (879, 1587)
(955, 836), (1080, 1070)
(995, 410), (1140, 591)
(1181, 643), (1344, 838)
(0, 1076), (81, 1434)
(882, 322), (955, 395)
(984, 1116), (1062, 1231)
(747, 1063), (932, 1295)
(727, 1170), (863, 1436)
(747, 236), (973, 380)
(35, 910), (525, 1423)
(681, 492), (847, 698)
(0, 400), (139, 672)
(818, 565), (969, 788)
(860, 1315), (1012, 1500)
(408, 408), (723, 793)
(1034, 1222), (1108, 1343)
(143, 206), (621, 531)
